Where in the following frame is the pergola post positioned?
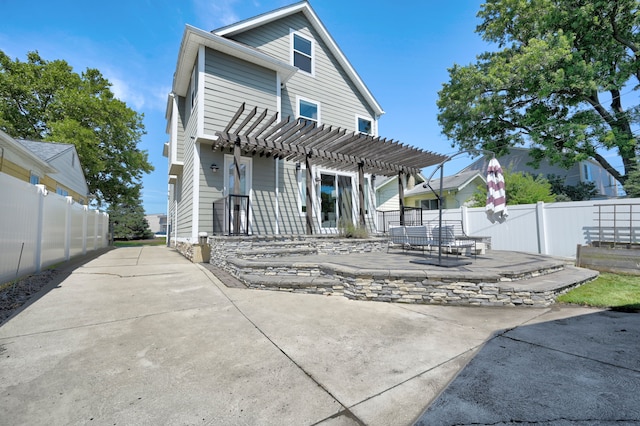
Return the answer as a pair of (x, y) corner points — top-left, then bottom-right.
(398, 171), (405, 225)
(305, 155), (314, 235)
(358, 162), (365, 228)
(233, 138), (242, 234)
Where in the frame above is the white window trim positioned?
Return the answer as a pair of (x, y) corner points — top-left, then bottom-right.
(296, 96), (321, 124)
(355, 114), (374, 136)
(290, 29), (315, 76)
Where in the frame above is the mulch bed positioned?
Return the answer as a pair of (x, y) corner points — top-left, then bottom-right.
(0, 269), (60, 324)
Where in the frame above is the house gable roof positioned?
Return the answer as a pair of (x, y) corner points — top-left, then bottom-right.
(16, 139), (74, 162)
(171, 25), (298, 99)
(404, 169), (486, 196)
(0, 130), (54, 173)
(213, 1), (384, 117)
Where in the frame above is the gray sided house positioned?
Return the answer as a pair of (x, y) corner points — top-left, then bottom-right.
(462, 147), (621, 199)
(164, 1), (444, 243)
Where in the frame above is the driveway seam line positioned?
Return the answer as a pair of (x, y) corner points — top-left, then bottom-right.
(201, 267), (366, 425)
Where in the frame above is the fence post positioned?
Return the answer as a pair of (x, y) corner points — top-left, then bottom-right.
(34, 185), (47, 273)
(536, 201), (548, 254)
(461, 206), (469, 233)
(65, 196), (73, 261)
(82, 205), (88, 255)
(94, 210), (99, 250)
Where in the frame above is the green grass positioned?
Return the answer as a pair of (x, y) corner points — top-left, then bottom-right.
(113, 238), (167, 247)
(557, 272), (640, 311)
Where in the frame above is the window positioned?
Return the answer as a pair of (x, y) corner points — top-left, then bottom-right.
(357, 117), (372, 135)
(189, 64), (197, 111)
(57, 187), (69, 197)
(292, 32), (313, 74)
(420, 199), (439, 210)
(29, 173), (39, 185)
(298, 98), (319, 123)
(583, 163), (592, 181)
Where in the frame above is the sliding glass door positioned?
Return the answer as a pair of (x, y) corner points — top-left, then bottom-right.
(320, 172), (353, 229)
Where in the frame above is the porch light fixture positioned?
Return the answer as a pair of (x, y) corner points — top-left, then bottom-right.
(210, 163), (219, 172)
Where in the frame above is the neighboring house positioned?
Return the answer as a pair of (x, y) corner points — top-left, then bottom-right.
(145, 213), (168, 235)
(375, 174), (426, 211)
(0, 129), (89, 204)
(164, 1), (444, 242)
(404, 169), (486, 210)
(462, 147), (621, 199)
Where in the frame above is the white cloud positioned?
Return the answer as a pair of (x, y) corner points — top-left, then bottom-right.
(109, 76), (146, 111)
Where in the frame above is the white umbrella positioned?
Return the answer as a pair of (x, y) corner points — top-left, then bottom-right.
(486, 158), (508, 223)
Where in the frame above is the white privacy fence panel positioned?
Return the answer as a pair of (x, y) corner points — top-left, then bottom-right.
(41, 192), (68, 267)
(0, 173), (109, 284)
(1, 176), (41, 282)
(70, 202), (87, 257)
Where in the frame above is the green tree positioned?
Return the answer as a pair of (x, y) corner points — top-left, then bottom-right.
(470, 169), (556, 206)
(547, 174), (598, 201)
(108, 198), (154, 240)
(437, 0), (639, 193)
(0, 50), (153, 206)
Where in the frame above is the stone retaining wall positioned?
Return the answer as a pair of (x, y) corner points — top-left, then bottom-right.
(208, 235), (388, 267)
(224, 257), (558, 307)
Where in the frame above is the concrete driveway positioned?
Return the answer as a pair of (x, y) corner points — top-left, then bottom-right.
(0, 246), (634, 425)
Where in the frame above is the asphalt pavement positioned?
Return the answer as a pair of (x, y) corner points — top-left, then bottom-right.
(1, 246), (638, 425)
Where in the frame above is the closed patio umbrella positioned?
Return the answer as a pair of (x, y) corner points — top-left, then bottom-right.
(486, 158), (508, 223)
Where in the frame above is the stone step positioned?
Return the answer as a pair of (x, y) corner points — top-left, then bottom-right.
(496, 265), (599, 293)
(236, 246), (317, 259)
(237, 273), (341, 290)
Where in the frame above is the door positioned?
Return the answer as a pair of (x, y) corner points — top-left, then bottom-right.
(320, 172), (354, 230)
(224, 155), (252, 234)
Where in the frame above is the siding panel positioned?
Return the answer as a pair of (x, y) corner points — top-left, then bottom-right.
(229, 13), (376, 131)
(203, 49), (278, 135)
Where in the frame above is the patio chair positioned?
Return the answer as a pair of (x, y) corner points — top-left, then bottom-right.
(405, 225), (433, 252)
(387, 226), (407, 252)
(432, 225), (477, 258)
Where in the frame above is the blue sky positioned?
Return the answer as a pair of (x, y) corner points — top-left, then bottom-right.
(2, 0), (622, 213)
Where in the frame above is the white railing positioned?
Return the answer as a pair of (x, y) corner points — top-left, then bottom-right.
(0, 173), (109, 284)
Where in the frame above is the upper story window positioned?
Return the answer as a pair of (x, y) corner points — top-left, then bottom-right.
(583, 163), (592, 181)
(56, 187), (69, 197)
(292, 32), (313, 74)
(298, 98), (319, 123)
(29, 173), (40, 185)
(189, 64), (197, 111)
(357, 116), (373, 135)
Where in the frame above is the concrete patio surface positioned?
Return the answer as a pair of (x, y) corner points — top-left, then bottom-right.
(1, 246), (638, 425)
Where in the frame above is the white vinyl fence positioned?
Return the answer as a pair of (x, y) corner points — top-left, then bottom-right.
(378, 198), (640, 259)
(0, 173), (109, 284)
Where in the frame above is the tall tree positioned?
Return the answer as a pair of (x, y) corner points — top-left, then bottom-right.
(0, 50), (153, 206)
(437, 0), (639, 191)
(108, 196), (155, 240)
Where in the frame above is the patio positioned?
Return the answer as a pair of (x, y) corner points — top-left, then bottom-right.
(204, 239), (599, 307)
